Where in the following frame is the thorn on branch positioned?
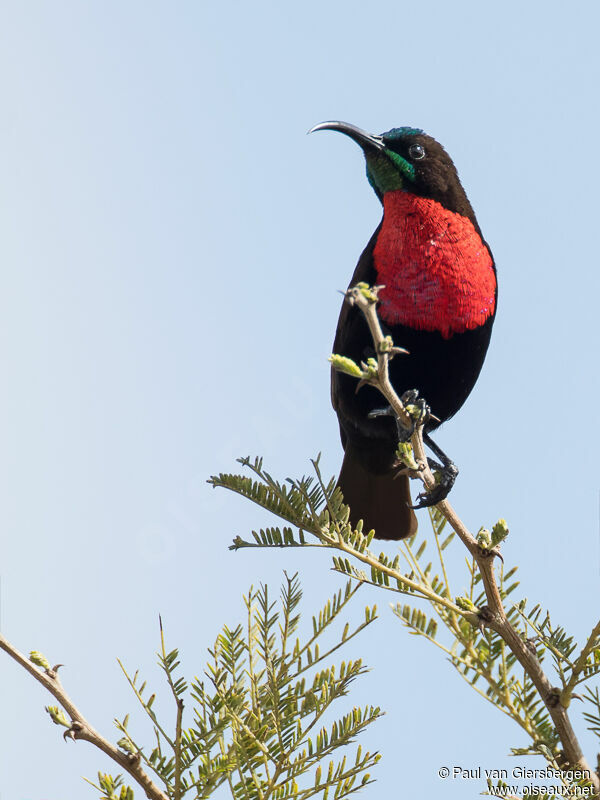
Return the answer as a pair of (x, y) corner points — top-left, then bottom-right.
(63, 720), (84, 742)
(476, 544), (504, 564)
(378, 335), (409, 358)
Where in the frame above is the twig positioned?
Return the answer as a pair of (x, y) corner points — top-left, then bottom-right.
(0, 633), (169, 800)
(341, 284), (600, 795)
(159, 617), (185, 800)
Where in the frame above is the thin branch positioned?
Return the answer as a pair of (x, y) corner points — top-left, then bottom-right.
(159, 618), (185, 800)
(431, 518), (453, 602)
(117, 659), (175, 751)
(0, 634), (169, 800)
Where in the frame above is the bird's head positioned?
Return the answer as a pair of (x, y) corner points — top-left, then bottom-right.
(309, 120), (474, 220)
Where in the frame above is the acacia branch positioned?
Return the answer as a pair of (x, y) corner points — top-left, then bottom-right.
(0, 634), (169, 800)
(339, 284), (600, 794)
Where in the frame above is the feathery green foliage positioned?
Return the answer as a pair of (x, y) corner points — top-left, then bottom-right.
(94, 574), (381, 800)
(211, 456), (600, 796)
(84, 773), (134, 800)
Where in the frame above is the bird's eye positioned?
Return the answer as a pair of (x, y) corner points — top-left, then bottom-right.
(408, 143), (426, 160)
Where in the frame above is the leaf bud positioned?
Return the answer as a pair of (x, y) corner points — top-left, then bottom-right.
(356, 282), (379, 302)
(477, 527), (492, 549)
(30, 651), (50, 670)
(117, 737), (137, 754)
(45, 705), (69, 727)
(396, 441), (419, 471)
(491, 519), (509, 547)
(455, 596), (477, 613)
(328, 354), (363, 378)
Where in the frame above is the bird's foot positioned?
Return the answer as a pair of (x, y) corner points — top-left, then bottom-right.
(399, 390), (431, 440)
(368, 390), (431, 442)
(411, 430), (459, 509)
(412, 459), (459, 509)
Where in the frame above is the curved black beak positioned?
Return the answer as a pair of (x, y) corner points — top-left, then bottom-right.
(308, 120), (384, 152)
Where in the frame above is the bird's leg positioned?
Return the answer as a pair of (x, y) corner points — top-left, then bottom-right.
(367, 404), (410, 439)
(368, 391), (458, 506)
(412, 431), (459, 509)
(368, 391), (430, 478)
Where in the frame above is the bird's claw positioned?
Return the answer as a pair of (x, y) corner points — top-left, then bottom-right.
(400, 389), (425, 409)
(368, 393), (460, 509)
(399, 390), (431, 441)
(368, 389), (430, 442)
(401, 390), (430, 416)
(411, 461), (459, 509)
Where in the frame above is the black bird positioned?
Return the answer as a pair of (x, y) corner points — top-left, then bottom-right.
(311, 121), (497, 540)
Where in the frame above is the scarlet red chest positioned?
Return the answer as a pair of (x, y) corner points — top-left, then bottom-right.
(373, 191), (496, 339)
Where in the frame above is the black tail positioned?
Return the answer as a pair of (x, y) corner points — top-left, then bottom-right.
(338, 443), (418, 540)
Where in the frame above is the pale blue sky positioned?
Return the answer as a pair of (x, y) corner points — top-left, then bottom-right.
(1, 2), (599, 798)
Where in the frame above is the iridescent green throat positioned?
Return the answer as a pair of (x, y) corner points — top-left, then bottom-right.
(365, 150), (415, 196)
